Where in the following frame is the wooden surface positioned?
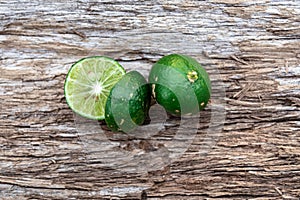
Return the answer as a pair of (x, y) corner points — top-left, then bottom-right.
(1, 0), (300, 199)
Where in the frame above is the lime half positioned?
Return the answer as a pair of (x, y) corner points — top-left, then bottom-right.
(64, 56), (126, 120)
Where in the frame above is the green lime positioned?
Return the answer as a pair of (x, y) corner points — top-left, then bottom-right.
(149, 54), (211, 116)
(64, 56), (125, 120)
(105, 71), (151, 132)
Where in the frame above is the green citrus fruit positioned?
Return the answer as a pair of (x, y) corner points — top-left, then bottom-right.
(105, 71), (151, 132)
(149, 54), (211, 116)
(64, 56), (125, 120)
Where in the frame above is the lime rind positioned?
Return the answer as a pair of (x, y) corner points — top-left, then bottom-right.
(176, 54), (211, 94)
(64, 56), (125, 120)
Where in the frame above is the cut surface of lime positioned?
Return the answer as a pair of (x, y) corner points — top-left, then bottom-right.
(64, 56), (125, 120)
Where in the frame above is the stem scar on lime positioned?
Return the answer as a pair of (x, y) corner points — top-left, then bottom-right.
(187, 70), (198, 83)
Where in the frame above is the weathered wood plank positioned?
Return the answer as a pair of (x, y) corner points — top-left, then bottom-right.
(0, 0), (300, 199)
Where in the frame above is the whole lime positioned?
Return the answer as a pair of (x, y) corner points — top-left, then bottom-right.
(149, 54), (211, 116)
(105, 71), (151, 132)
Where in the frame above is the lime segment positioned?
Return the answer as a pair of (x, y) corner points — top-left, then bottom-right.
(64, 56), (125, 120)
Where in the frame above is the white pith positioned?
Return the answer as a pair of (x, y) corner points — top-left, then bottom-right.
(93, 81), (103, 96)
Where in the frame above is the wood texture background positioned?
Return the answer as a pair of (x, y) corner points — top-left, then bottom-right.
(1, 0), (300, 199)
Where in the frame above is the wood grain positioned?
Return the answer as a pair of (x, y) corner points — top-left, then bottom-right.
(0, 0), (300, 199)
